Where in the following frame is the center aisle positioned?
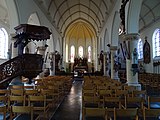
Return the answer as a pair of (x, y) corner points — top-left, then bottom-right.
(51, 80), (82, 120)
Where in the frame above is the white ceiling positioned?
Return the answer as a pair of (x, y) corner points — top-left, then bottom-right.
(139, 0), (160, 32)
(36, 0), (116, 35)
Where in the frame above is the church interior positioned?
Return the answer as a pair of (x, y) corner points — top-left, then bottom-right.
(0, 0), (160, 120)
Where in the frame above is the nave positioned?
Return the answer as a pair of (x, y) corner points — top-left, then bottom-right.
(51, 80), (82, 120)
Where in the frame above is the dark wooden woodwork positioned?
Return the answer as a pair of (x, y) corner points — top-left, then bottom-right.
(0, 54), (43, 84)
(0, 24), (51, 86)
(14, 24), (52, 40)
(13, 24), (52, 55)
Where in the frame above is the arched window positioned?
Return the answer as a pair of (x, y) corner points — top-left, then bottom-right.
(0, 28), (8, 59)
(70, 45), (75, 63)
(137, 39), (143, 59)
(88, 46), (91, 62)
(152, 29), (160, 58)
(79, 46), (83, 58)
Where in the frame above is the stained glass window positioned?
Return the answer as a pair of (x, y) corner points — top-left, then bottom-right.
(70, 45), (75, 63)
(152, 29), (160, 58)
(88, 46), (91, 62)
(79, 46), (83, 58)
(137, 39), (143, 59)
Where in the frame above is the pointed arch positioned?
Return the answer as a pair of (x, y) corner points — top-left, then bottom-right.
(111, 11), (121, 46)
(127, 0), (143, 33)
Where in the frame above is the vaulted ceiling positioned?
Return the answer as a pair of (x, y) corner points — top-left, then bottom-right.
(35, 0), (116, 36)
(139, 0), (160, 32)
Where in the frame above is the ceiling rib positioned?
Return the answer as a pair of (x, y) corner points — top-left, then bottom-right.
(101, 0), (108, 11)
(47, 0), (53, 11)
(53, 0), (105, 22)
(60, 11), (99, 33)
(57, 4), (102, 28)
(53, 0), (67, 20)
(90, 0), (105, 18)
(96, 0), (103, 28)
(66, 0), (72, 21)
(88, 0), (91, 21)
(143, 3), (155, 20)
(67, 23), (79, 39)
(63, 18), (97, 37)
(139, 15), (146, 26)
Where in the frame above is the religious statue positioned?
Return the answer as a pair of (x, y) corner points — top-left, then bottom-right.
(143, 37), (151, 64)
(100, 50), (104, 73)
(131, 48), (139, 75)
(132, 48), (138, 65)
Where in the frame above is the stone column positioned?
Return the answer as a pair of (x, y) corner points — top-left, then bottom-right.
(49, 52), (55, 76)
(37, 46), (48, 77)
(10, 33), (18, 58)
(122, 33), (141, 90)
(110, 46), (119, 80)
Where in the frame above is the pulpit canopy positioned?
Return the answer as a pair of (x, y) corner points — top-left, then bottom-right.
(14, 24), (52, 40)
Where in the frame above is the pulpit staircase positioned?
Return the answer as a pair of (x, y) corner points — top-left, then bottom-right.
(0, 24), (51, 87)
(0, 54), (43, 85)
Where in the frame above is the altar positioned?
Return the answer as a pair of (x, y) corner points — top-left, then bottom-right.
(73, 57), (88, 77)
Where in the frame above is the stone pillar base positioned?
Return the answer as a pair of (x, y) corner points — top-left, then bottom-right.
(49, 70), (55, 76)
(127, 82), (141, 90)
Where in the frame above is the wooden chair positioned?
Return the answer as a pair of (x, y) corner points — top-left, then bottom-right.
(115, 90), (128, 97)
(104, 97), (122, 109)
(83, 108), (106, 120)
(82, 96), (100, 108)
(143, 108), (160, 120)
(98, 90), (113, 97)
(0, 89), (9, 96)
(0, 96), (7, 107)
(25, 89), (38, 96)
(125, 97), (145, 109)
(0, 106), (7, 120)
(10, 106), (39, 120)
(114, 108), (139, 120)
(9, 85), (24, 90)
(147, 96), (160, 109)
(10, 89), (24, 96)
(82, 89), (96, 97)
(40, 89), (56, 107)
(8, 95), (26, 108)
(28, 95), (49, 118)
(132, 90), (147, 98)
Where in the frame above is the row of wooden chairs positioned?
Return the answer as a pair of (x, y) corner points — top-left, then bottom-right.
(139, 73), (160, 94)
(83, 95), (160, 109)
(83, 107), (160, 120)
(0, 75), (73, 120)
(82, 76), (160, 120)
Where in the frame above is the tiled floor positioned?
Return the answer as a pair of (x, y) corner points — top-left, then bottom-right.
(51, 80), (82, 120)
